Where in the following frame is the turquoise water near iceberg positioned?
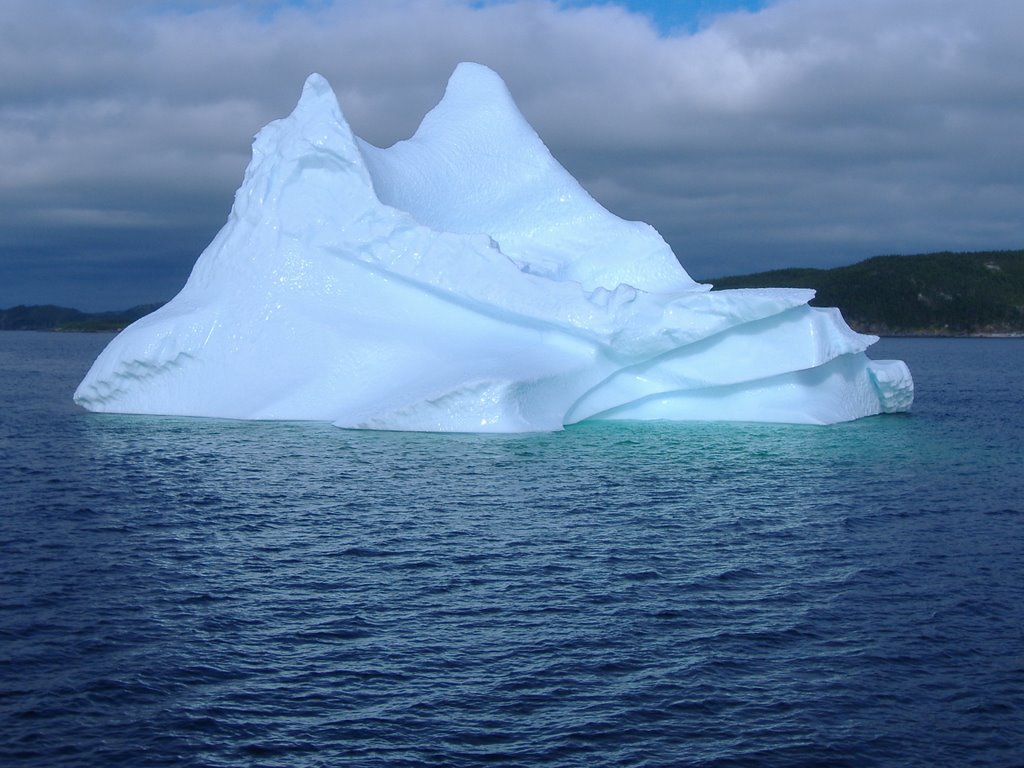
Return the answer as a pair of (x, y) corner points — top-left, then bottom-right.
(1, 332), (1022, 766)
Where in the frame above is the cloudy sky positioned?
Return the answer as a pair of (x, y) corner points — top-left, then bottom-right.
(2, 0), (1022, 310)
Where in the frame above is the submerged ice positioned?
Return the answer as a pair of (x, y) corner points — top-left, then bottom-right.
(74, 64), (913, 431)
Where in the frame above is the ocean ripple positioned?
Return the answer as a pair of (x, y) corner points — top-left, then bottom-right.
(1, 333), (1022, 767)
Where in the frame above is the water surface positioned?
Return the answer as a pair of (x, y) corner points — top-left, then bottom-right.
(1, 333), (1022, 766)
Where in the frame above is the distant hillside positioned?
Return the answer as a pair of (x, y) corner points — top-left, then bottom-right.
(709, 250), (1024, 336)
(0, 304), (162, 332)
(4, 250), (1024, 335)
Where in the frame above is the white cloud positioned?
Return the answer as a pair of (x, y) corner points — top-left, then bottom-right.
(2, 0), (1022, 308)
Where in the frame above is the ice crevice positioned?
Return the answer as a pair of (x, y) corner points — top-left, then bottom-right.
(74, 63), (912, 431)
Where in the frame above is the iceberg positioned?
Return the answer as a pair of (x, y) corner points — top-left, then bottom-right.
(74, 63), (913, 432)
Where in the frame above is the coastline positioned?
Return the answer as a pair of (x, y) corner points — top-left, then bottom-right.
(2, 327), (1022, 338)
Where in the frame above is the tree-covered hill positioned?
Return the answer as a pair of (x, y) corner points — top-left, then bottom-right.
(3, 250), (1023, 335)
(708, 250), (1024, 336)
(0, 304), (162, 332)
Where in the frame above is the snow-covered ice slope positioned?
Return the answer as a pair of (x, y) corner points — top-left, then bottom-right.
(74, 64), (913, 431)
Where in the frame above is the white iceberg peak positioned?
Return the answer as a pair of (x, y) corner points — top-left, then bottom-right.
(74, 65), (912, 431)
(360, 62), (695, 293)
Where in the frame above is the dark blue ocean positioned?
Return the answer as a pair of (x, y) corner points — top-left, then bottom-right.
(1, 332), (1022, 767)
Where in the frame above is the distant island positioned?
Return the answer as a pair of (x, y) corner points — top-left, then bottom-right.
(2, 249), (1022, 336)
(710, 249), (1023, 336)
(0, 303), (163, 332)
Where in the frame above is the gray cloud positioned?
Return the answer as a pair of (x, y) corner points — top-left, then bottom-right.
(2, 0), (1022, 309)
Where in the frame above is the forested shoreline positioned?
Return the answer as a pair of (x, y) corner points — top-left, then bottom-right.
(710, 249), (1024, 336)
(3, 250), (1022, 335)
